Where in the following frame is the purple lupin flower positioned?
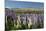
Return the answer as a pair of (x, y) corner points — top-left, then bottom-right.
(5, 8), (16, 20)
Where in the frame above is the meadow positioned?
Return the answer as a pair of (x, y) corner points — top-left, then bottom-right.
(5, 8), (44, 31)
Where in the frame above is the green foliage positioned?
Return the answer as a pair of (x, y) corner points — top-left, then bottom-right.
(5, 16), (43, 30)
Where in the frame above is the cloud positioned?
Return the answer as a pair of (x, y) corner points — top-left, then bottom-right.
(6, 6), (10, 8)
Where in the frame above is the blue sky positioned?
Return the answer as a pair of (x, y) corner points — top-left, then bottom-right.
(5, 0), (44, 8)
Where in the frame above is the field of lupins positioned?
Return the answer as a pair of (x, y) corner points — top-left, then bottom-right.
(5, 8), (44, 31)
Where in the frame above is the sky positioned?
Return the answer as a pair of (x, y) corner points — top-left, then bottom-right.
(5, 0), (44, 8)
